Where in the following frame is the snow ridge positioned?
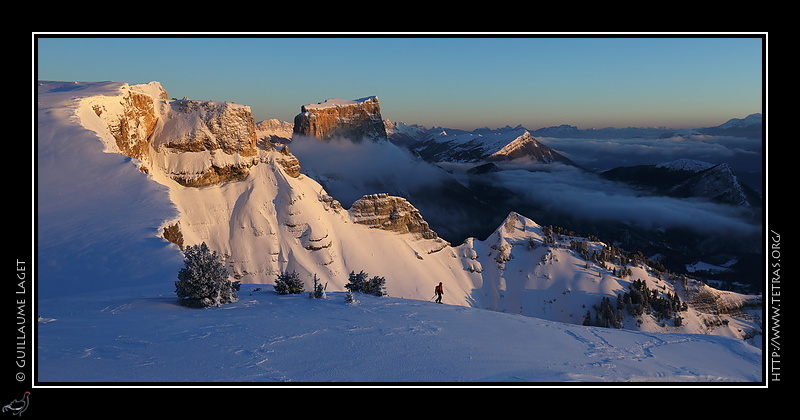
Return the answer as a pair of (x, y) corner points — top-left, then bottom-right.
(655, 158), (715, 172)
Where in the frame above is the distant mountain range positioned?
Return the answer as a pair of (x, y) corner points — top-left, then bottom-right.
(253, 104), (764, 292)
(382, 116), (762, 210)
(525, 113), (763, 140)
(390, 125), (581, 167)
(601, 159), (762, 208)
(377, 115), (763, 292)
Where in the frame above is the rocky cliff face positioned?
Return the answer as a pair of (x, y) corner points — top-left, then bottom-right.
(86, 82), (167, 160)
(83, 82), (291, 187)
(293, 96), (387, 141)
(256, 118), (294, 146)
(150, 98), (261, 187)
(349, 193), (441, 241)
(154, 100), (258, 157)
(274, 145), (301, 178)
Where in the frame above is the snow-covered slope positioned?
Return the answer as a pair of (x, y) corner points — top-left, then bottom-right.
(37, 81), (184, 298)
(36, 81), (763, 384)
(36, 285), (762, 383)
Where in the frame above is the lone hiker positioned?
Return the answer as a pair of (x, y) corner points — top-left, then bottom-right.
(434, 282), (444, 304)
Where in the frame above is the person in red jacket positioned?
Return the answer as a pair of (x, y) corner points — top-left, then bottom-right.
(434, 282), (444, 304)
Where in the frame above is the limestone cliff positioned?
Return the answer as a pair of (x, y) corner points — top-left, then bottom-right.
(153, 99), (258, 157)
(149, 98), (261, 187)
(274, 145), (301, 178)
(86, 82), (167, 160)
(82, 82), (295, 187)
(293, 96), (387, 141)
(256, 118), (294, 146)
(348, 193), (440, 240)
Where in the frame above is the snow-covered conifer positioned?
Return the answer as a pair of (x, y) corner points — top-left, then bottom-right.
(345, 270), (387, 296)
(175, 242), (239, 308)
(344, 290), (358, 305)
(275, 270), (305, 294)
(309, 274), (327, 299)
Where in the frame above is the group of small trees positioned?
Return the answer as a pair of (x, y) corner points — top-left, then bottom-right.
(568, 238), (668, 277)
(344, 270), (387, 297)
(274, 269), (387, 299)
(174, 241), (389, 308)
(584, 278), (687, 329)
(583, 296), (623, 329)
(621, 278), (686, 323)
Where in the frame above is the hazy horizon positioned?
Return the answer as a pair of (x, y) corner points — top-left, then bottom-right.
(35, 34), (764, 131)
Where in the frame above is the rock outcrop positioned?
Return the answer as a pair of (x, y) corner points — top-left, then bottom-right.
(148, 99), (260, 187)
(293, 96), (387, 141)
(274, 145), (301, 178)
(256, 118), (294, 146)
(348, 193), (439, 240)
(154, 99), (258, 157)
(83, 82), (289, 187)
(86, 82), (167, 160)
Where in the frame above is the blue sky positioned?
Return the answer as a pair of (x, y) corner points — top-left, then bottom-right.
(36, 34), (764, 130)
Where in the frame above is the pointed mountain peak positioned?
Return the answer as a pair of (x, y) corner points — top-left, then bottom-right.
(485, 131), (578, 167)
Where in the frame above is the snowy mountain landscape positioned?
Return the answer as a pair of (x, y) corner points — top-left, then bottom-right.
(34, 80), (764, 387)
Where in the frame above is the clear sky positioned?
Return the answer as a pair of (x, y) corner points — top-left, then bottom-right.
(35, 34), (764, 130)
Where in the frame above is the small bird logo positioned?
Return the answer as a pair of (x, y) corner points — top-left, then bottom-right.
(2, 391), (29, 416)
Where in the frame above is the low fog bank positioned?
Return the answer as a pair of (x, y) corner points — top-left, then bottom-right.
(289, 135), (499, 243)
(486, 161), (760, 236)
(541, 134), (762, 191)
(289, 135), (451, 206)
(289, 134), (760, 243)
(286, 132), (762, 290)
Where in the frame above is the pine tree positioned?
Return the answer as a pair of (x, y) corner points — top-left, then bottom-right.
(309, 274), (326, 299)
(583, 310), (592, 326)
(275, 271), (305, 295)
(345, 271), (387, 296)
(365, 275), (387, 296)
(175, 242), (239, 308)
(345, 271), (368, 293)
(344, 290), (358, 305)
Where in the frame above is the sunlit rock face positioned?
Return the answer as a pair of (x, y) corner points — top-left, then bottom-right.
(292, 96), (387, 142)
(256, 118), (294, 146)
(156, 100), (259, 157)
(148, 99), (261, 187)
(87, 82), (167, 160)
(86, 82), (266, 187)
(274, 145), (301, 178)
(349, 193), (439, 240)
